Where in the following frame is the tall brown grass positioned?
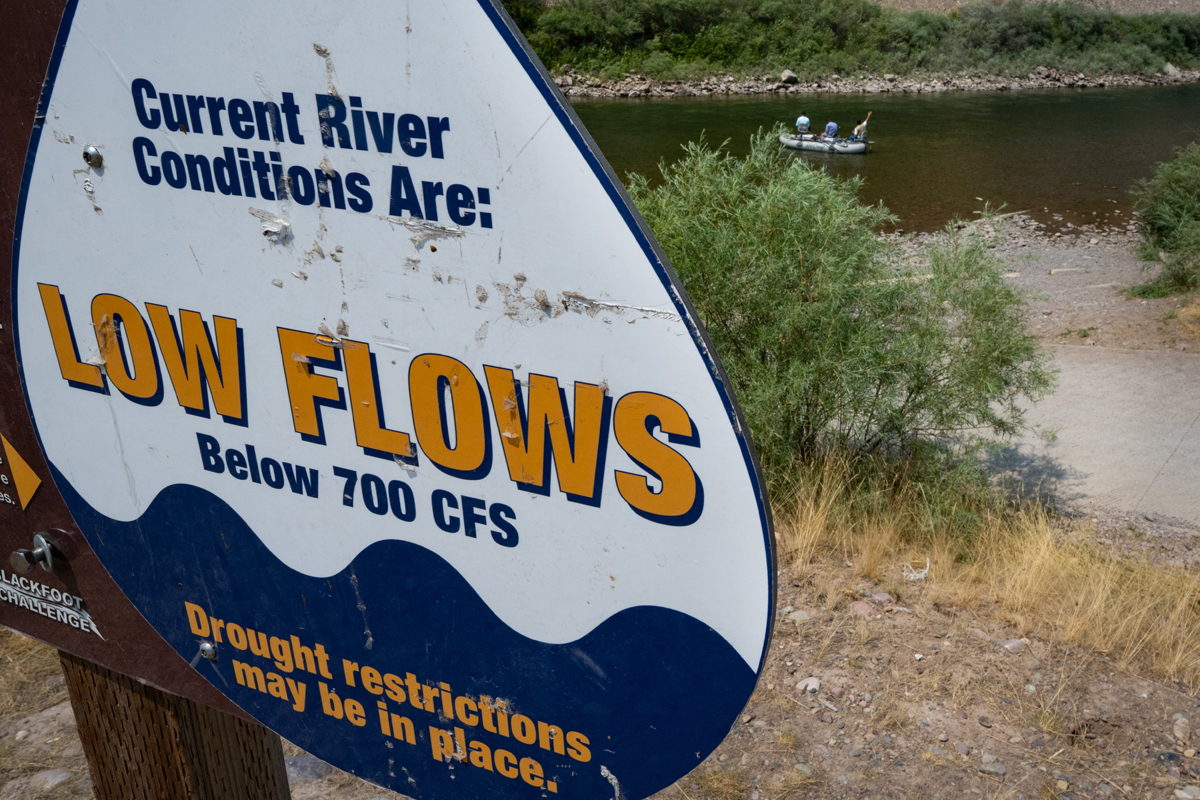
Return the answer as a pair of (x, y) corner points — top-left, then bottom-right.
(775, 456), (1200, 687)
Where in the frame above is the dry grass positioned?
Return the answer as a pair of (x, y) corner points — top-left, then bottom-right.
(0, 628), (74, 790)
(766, 766), (818, 799)
(868, 686), (911, 732)
(1177, 298), (1200, 341)
(690, 768), (749, 800)
(774, 457), (1200, 688)
(0, 627), (67, 723)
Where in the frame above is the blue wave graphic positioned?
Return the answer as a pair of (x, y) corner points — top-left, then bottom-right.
(56, 471), (757, 800)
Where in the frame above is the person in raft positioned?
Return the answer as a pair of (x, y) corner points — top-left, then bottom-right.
(824, 120), (838, 138)
(852, 112), (872, 141)
(796, 111), (811, 133)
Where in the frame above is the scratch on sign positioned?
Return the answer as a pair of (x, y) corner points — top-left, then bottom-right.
(382, 216), (465, 248)
(561, 290), (681, 321)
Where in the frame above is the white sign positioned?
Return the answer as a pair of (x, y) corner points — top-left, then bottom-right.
(14, 1), (774, 797)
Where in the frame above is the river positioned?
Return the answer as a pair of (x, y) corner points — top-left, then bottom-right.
(572, 83), (1200, 232)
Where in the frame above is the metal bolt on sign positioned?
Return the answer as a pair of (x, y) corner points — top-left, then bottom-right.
(9, 532), (57, 574)
(81, 145), (102, 168)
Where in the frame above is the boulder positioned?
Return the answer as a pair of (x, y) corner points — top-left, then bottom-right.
(780, 69), (799, 85)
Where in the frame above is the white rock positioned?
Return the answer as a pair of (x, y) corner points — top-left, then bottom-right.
(796, 677), (821, 694)
(31, 770), (71, 791)
(1176, 717), (1191, 743)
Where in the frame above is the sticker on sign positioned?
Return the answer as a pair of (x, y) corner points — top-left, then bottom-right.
(12, 1), (774, 798)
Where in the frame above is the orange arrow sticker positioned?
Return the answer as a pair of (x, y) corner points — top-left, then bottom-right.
(1, 435), (42, 510)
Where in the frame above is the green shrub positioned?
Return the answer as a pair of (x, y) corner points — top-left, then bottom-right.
(526, 0), (1199, 79)
(628, 128), (1055, 492)
(501, 0), (547, 34)
(1130, 143), (1200, 297)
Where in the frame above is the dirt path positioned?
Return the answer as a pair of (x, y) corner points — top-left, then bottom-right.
(980, 223), (1200, 526)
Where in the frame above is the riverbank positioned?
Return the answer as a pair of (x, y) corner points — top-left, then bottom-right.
(893, 212), (1198, 353)
(556, 63), (1200, 98)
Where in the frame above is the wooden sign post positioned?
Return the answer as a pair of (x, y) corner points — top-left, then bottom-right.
(60, 653), (289, 800)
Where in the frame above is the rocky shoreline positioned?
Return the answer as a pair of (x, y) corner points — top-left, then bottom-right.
(889, 208), (1146, 249)
(555, 63), (1200, 99)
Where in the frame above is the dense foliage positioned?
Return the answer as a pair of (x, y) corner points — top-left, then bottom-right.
(628, 129), (1054, 491)
(511, 0), (1200, 80)
(1130, 143), (1200, 296)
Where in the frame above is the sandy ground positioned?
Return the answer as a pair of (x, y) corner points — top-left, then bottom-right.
(2, 226), (1198, 800)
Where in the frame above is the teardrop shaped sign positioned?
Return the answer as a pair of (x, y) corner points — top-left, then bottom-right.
(12, 2), (774, 798)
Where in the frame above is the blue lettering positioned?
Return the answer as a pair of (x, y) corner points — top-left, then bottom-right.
(432, 489), (460, 533)
(162, 152), (187, 189)
(131, 79), (160, 129)
(132, 137), (161, 185)
(388, 480), (416, 522)
(462, 495), (487, 539)
(316, 95), (351, 149)
(289, 166), (315, 205)
(214, 148), (241, 196)
(398, 114), (426, 157)
(366, 111), (395, 153)
(261, 458), (284, 489)
(489, 504), (519, 547)
(389, 166), (422, 218)
(283, 462), (319, 498)
(198, 433), (224, 473)
(226, 448), (248, 480)
(228, 99), (255, 140)
(428, 116), (451, 159)
(346, 173), (372, 213)
(421, 182), (443, 222)
(446, 184), (475, 226)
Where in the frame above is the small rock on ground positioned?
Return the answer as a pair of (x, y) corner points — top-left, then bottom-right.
(285, 754), (332, 784)
(850, 601), (875, 617)
(0, 769), (72, 800)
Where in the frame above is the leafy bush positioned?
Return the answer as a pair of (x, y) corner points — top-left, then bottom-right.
(628, 129), (1054, 491)
(501, 0), (547, 34)
(525, 0), (1200, 80)
(1130, 143), (1200, 297)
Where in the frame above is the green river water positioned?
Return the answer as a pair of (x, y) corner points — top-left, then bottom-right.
(572, 83), (1200, 232)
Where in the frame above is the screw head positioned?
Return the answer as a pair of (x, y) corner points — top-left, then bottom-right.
(82, 146), (102, 169)
(199, 642), (217, 661)
(8, 549), (36, 575)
